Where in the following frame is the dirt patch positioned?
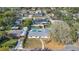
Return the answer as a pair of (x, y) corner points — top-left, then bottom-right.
(44, 39), (64, 50)
(24, 38), (64, 50)
(24, 39), (42, 49)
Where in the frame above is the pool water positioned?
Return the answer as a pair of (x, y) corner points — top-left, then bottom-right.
(32, 29), (42, 32)
(32, 29), (37, 32)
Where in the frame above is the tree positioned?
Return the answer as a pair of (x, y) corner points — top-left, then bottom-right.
(0, 10), (16, 30)
(22, 19), (32, 27)
(50, 20), (72, 44)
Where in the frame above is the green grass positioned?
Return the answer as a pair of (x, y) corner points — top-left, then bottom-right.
(22, 19), (32, 27)
(0, 31), (4, 36)
(0, 39), (17, 51)
(0, 47), (9, 51)
(1, 39), (17, 47)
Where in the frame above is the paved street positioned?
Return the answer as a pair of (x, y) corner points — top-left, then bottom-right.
(62, 44), (79, 51)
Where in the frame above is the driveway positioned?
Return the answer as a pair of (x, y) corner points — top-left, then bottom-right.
(15, 37), (24, 50)
(40, 39), (44, 49)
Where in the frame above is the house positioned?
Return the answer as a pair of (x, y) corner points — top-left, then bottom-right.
(9, 30), (23, 38)
(15, 17), (27, 26)
(22, 15), (32, 19)
(15, 19), (22, 25)
(32, 18), (49, 25)
(9, 27), (28, 38)
(28, 29), (50, 39)
(32, 18), (49, 28)
(73, 13), (79, 18)
(34, 10), (44, 16)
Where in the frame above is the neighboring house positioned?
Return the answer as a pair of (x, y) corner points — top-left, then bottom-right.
(32, 24), (44, 27)
(32, 18), (49, 28)
(34, 10), (44, 17)
(15, 19), (22, 25)
(9, 30), (23, 38)
(28, 29), (50, 39)
(13, 16), (29, 30)
(22, 16), (32, 19)
(9, 27), (28, 38)
(73, 13), (79, 18)
(32, 18), (49, 25)
(15, 17), (27, 26)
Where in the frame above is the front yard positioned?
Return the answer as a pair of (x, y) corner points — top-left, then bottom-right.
(44, 39), (64, 50)
(24, 38), (42, 49)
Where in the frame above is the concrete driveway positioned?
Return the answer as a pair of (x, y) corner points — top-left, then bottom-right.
(40, 39), (44, 49)
(15, 37), (24, 50)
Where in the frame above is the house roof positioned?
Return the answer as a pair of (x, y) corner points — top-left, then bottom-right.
(15, 19), (21, 25)
(15, 17), (27, 25)
(28, 29), (49, 37)
(34, 10), (43, 16)
(32, 18), (49, 24)
(8, 30), (21, 37)
(9, 29), (27, 37)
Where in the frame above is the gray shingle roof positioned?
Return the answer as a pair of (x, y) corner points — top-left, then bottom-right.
(28, 29), (49, 37)
(32, 18), (49, 24)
